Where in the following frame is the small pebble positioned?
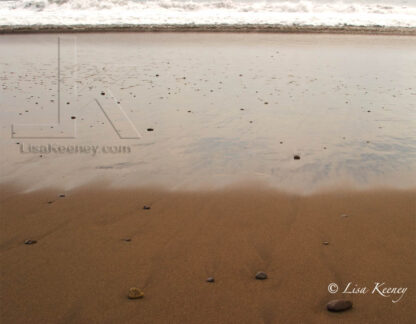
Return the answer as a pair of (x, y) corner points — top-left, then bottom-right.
(255, 271), (268, 280)
(59, 194), (65, 198)
(322, 241), (329, 245)
(294, 155), (301, 160)
(128, 287), (144, 299)
(327, 299), (352, 312)
(71, 116), (76, 120)
(24, 240), (37, 245)
(123, 238), (132, 242)
(206, 277), (215, 283)
(101, 91), (105, 96)
(340, 214), (348, 218)
(143, 205), (151, 210)
(147, 128), (154, 132)
(47, 201), (54, 204)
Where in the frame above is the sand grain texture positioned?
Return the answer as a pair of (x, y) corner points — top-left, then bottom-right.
(0, 184), (415, 323)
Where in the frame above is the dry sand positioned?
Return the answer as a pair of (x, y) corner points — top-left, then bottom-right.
(1, 183), (415, 323)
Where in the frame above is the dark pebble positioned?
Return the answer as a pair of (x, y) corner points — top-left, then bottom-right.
(255, 271), (268, 280)
(327, 299), (352, 312)
(322, 241), (329, 245)
(294, 155), (301, 160)
(124, 238), (132, 242)
(147, 128), (154, 132)
(71, 116), (76, 120)
(206, 277), (215, 283)
(47, 201), (54, 204)
(143, 205), (151, 210)
(59, 194), (65, 198)
(24, 240), (37, 245)
(101, 91), (105, 96)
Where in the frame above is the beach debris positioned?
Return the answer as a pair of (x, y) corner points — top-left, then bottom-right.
(294, 155), (301, 160)
(128, 287), (144, 299)
(143, 205), (151, 210)
(206, 277), (215, 283)
(147, 128), (154, 132)
(24, 240), (37, 245)
(255, 271), (268, 280)
(326, 299), (352, 312)
(322, 241), (329, 245)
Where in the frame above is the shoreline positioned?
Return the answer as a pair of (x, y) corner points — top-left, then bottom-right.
(1, 24), (416, 35)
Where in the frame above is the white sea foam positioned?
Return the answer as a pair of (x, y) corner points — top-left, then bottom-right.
(0, 0), (415, 27)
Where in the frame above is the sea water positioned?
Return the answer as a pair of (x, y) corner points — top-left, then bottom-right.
(0, 0), (415, 27)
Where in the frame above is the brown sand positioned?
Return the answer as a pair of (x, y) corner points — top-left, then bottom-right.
(1, 183), (414, 323)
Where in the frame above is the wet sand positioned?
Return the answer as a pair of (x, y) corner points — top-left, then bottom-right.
(1, 33), (416, 192)
(0, 184), (415, 323)
(1, 33), (415, 323)
(1, 24), (416, 35)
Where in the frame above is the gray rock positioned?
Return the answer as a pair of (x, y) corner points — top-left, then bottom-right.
(327, 299), (352, 312)
(206, 277), (215, 283)
(24, 240), (37, 245)
(255, 271), (268, 280)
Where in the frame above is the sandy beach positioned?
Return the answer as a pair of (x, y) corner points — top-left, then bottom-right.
(0, 183), (415, 323)
(1, 32), (415, 323)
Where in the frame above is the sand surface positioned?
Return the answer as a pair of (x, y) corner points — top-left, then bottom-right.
(0, 184), (415, 323)
(1, 33), (416, 192)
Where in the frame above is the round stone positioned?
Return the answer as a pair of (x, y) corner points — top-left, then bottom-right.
(255, 271), (268, 280)
(128, 288), (144, 299)
(206, 277), (215, 283)
(326, 299), (352, 312)
(294, 155), (301, 160)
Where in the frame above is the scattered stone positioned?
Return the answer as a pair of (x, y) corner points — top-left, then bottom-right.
(59, 194), (65, 198)
(340, 214), (348, 218)
(326, 299), (352, 312)
(249, 121), (253, 124)
(280, 141), (283, 144)
(206, 277), (215, 283)
(143, 205), (151, 210)
(24, 240), (37, 245)
(128, 287), (144, 299)
(322, 241), (329, 245)
(47, 201), (54, 204)
(123, 238), (132, 242)
(147, 128), (154, 132)
(264, 102), (268, 105)
(240, 108), (245, 111)
(294, 155), (301, 160)
(71, 116), (76, 120)
(255, 271), (268, 280)
(101, 91), (105, 96)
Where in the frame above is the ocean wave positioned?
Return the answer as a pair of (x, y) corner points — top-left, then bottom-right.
(1, 0), (415, 27)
